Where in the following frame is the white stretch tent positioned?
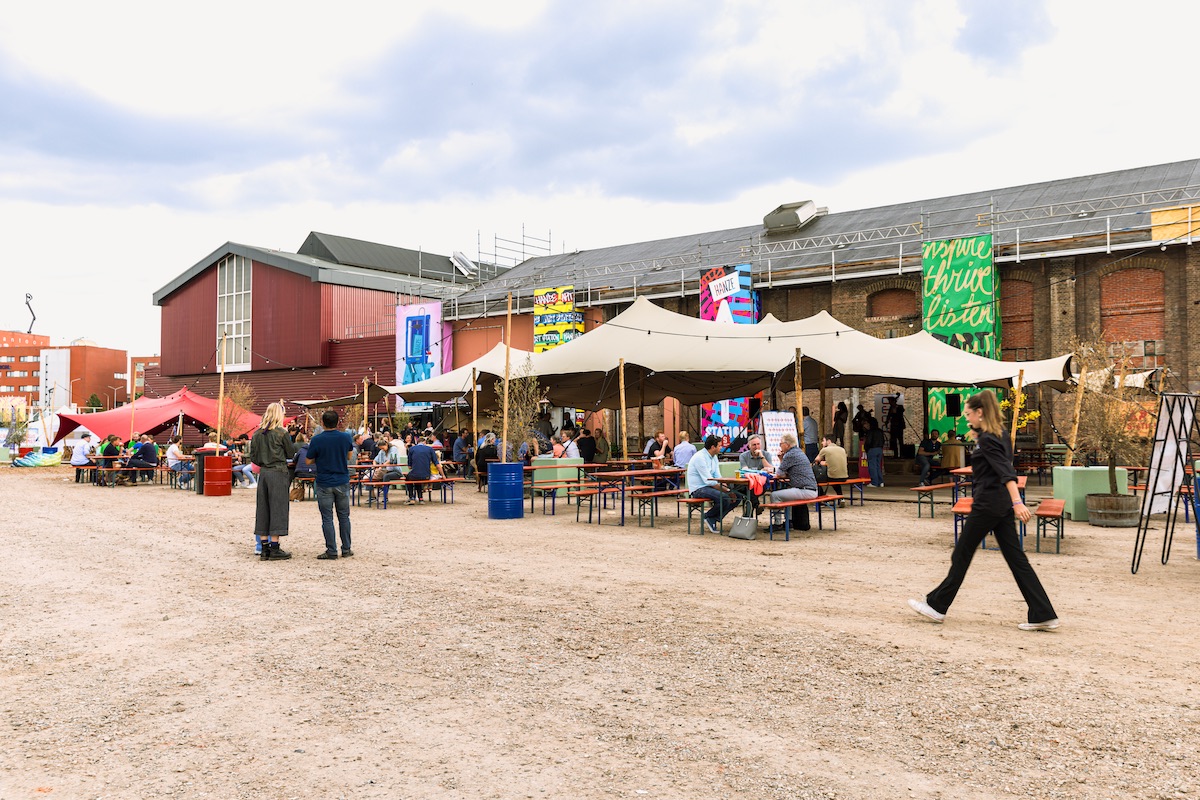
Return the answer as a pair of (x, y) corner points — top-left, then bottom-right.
(379, 342), (538, 408)
(531, 298), (1072, 409)
(386, 298), (1073, 410)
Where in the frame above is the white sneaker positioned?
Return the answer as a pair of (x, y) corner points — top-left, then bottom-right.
(908, 598), (945, 623)
(1017, 619), (1060, 631)
(703, 518), (718, 534)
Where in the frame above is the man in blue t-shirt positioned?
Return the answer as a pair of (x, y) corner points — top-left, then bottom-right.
(305, 410), (356, 560)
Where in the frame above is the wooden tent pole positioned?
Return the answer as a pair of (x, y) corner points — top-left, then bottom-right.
(215, 332), (226, 445)
(793, 348), (803, 424)
(471, 368), (478, 440)
(363, 377), (369, 435)
(1010, 369), (1025, 449)
(501, 293), (512, 462)
(619, 359), (627, 458)
(1064, 366), (1087, 468)
(819, 364), (827, 436)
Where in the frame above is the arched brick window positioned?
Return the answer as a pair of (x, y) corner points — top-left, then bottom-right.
(1000, 279), (1034, 361)
(1100, 267), (1165, 367)
(867, 288), (918, 319)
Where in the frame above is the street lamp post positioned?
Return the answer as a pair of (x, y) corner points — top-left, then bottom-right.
(106, 385), (124, 409)
(69, 377), (81, 409)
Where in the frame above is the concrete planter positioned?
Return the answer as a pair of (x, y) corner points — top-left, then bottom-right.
(1085, 493), (1141, 527)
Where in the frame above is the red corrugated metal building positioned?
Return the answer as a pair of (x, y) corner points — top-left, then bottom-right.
(150, 232), (468, 423)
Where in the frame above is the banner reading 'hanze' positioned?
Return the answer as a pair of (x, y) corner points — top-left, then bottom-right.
(700, 263), (758, 445)
(921, 234), (1001, 436)
(534, 285), (584, 353)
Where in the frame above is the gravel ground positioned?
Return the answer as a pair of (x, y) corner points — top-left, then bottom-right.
(2, 466), (1199, 799)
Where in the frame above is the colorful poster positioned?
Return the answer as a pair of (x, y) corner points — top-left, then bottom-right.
(921, 235), (1000, 437)
(700, 264), (758, 444)
(534, 285), (584, 353)
(395, 303), (444, 410)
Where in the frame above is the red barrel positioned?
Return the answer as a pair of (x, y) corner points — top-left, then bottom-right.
(203, 455), (233, 497)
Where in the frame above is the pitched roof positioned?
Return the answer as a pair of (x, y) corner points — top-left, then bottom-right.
(450, 158), (1200, 316)
(153, 239), (468, 306)
(298, 231), (461, 283)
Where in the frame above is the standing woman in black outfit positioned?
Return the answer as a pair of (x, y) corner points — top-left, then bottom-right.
(908, 391), (1059, 631)
(249, 402), (297, 561)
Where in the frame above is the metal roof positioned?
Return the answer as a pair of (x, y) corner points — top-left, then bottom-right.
(152, 241), (468, 306)
(448, 158), (1200, 318)
(298, 231), (463, 284)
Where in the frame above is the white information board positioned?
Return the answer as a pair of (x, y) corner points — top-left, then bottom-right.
(761, 411), (799, 467)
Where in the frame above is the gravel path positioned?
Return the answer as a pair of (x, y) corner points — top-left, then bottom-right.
(2, 467), (1198, 799)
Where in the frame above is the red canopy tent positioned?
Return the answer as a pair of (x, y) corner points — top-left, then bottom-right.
(53, 387), (261, 444)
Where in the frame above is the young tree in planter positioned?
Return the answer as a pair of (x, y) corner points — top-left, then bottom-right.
(491, 357), (543, 462)
(1070, 339), (1150, 497)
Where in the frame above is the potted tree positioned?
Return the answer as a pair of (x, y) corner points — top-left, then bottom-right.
(1069, 340), (1149, 527)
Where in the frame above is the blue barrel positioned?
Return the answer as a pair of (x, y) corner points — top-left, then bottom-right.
(487, 462), (525, 520)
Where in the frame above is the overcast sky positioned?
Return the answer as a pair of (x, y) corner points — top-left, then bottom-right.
(2, 0), (1197, 357)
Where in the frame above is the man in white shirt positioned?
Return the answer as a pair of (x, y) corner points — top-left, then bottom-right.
(559, 430), (580, 459)
(685, 435), (742, 534)
(70, 433), (95, 467)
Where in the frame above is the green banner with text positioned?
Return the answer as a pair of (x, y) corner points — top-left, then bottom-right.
(921, 234), (1000, 437)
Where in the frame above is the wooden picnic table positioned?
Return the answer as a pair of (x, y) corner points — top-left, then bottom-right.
(582, 466), (685, 526)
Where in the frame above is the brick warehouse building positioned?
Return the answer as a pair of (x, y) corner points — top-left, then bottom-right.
(445, 159), (1200, 451)
(149, 232), (473, 421)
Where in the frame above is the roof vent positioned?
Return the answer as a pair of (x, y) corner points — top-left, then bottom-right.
(450, 251), (476, 277)
(763, 200), (827, 234)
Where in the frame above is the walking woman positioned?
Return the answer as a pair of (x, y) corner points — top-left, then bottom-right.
(908, 391), (1059, 631)
(249, 402), (297, 561)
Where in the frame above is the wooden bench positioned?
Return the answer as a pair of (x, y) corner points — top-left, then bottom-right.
(910, 482), (957, 518)
(676, 496), (721, 535)
(526, 480), (583, 515)
(952, 497), (1027, 550)
(627, 487), (689, 527)
(821, 477), (869, 506)
(570, 486), (625, 523)
(760, 495), (839, 540)
(1035, 499), (1066, 553)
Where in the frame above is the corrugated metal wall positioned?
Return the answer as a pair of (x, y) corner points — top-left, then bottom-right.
(251, 262), (324, 369)
(160, 268), (217, 375)
(321, 284), (398, 341)
(145, 336), (397, 420)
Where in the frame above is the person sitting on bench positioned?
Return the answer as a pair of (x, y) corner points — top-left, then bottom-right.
(770, 433), (819, 533)
(685, 434), (743, 534)
(915, 430), (942, 487)
(812, 433), (848, 501)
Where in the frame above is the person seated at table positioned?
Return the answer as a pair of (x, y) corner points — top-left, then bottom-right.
(97, 434), (123, 486)
(452, 429), (474, 478)
(576, 428), (596, 463)
(518, 434), (540, 465)
(813, 433), (848, 503)
(915, 430), (942, 486)
(372, 431), (406, 481)
(405, 433), (440, 504)
(475, 434), (499, 486)
(124, 433), (159, 484)
(292, 432), (315, 482)
(558, 429), (580, 459)
(737, 435), (775, 515)
(672, 431), (696, 468)
(686, 434), (744, 535)
(231, 447), (257, 488)
(165, 435), (194, 488)
(770, 433), (818, 532)
(71, 432), (96, 470)
(359, 429), (378, 462)
(643, 431), (666, 459)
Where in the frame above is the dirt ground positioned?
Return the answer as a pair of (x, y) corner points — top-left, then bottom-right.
(2, 465), (1199, 800)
